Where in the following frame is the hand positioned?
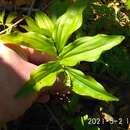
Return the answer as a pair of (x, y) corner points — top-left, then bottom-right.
(0, 44), (52, 124)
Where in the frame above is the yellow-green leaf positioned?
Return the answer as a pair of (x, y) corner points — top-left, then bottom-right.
(66, 67), (119, 101)
(5, 13), (16, 25)
(16, 61), (62, 97)
(24, 16), (51, 36)
(53, 4), (85, 53)
(60, 34), (125, 66)
(35, 11), (54, 33)
(0, 11), (5, 24)
(0, 32), (57, 56)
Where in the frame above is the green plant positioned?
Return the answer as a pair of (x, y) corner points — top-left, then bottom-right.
(66, 114), (100, 130)
(125, 0), (130, 9)
(0, 11), (20, 34)
(0, 2), (125, 101)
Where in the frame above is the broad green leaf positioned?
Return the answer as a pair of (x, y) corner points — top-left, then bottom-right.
(16, 61), (62, 97)
(60, 34), (125, 66)
(66, 67), (119, 101)
(24, 16), (51, 36)
(53, 4), (85, 53)
(0, 32), (57, 56)
(35, 11), (54, 33)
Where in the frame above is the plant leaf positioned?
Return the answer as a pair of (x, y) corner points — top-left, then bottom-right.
(24, 16), (51, 36)
(66, 67), (119, 101)
(53, 4), (85, 53)
(60, 34), (125, 66)
(0, 11), (5, 24)
(5, 13), (16, 25)
(0, 32), (57, 56)
(125, 0), (130, 9)
(35, 11), (54, 33)
(16, 61), (62, 97)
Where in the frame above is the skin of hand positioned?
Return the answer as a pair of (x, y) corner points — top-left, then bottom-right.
(0, 44), (68, 126)
(0, 44), (52, 124)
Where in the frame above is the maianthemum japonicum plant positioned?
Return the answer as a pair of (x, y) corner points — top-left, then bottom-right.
(0, 2), (125, 101)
